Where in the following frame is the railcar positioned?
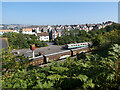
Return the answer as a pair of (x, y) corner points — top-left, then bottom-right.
(44, 50), (71, 63)
(65, 42), (90, 49)
(71, 47), (90, 56)
(29, 56), (44, 66)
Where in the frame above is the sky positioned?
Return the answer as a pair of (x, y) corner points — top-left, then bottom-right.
(2, 2), (118, 25)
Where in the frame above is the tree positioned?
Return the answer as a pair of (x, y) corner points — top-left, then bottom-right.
(2, 46), (30, 71)
(107, 44), (120, 82)
(2, 46), (16, 70)
(2, 32), (47, 49)
(92, 37), (100, 47)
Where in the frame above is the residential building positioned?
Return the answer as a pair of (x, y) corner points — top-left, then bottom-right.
(37, 32), (49, 41)
(88, 26), (93, 31)
(51, 30), (58, 40)
(0, 25), (4, 30)
(22, 28), (36, 35)
(32, 27), (41, 33)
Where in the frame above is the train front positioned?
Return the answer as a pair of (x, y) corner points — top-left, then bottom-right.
(65, 44), (69, 49)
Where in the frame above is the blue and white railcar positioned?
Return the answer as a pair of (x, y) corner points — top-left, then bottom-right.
(65, 42), (91, 49)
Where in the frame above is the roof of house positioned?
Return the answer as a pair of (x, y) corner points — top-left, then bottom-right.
(37, 32), (49, 36)
(0, 30), (14, 32)
(22, 28), (32, 31)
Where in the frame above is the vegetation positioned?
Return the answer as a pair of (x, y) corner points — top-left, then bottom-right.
(2, 43), (120, 89)
(2, 46), (30, 71)
(1, 23), (120, 89)
(1, 32), (47, 49)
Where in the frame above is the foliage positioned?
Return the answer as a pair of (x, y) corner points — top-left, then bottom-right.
(2, 32), (47, 49)
(2, 44), (120, 89)
(92, 37), (100, 47)
(1, 46), (30, 71)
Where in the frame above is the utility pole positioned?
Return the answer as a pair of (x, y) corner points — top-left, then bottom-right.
(32, 50), (35, 58)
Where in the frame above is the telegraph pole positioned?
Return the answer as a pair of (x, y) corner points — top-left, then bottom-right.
(32, 50), (35, 58)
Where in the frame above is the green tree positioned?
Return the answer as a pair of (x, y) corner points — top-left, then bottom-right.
(2, 32), (47, 49)
(92, 37), (100, 47)
(107, 44), (120, 82)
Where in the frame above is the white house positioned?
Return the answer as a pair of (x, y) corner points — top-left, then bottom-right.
(13, 30), (19, 33)
(52, 30), (58, 40)
(0, 25), (4, 30)
(37, 32), (49, 41)
(32, 27), (40, 33)
(22, 28), (35, 34)
(88, 26), (93, 31)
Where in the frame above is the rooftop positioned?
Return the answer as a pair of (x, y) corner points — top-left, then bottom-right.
(0, 30), (14, 32)
(22, 28), (32, 31)
(37, 32), (49, 36)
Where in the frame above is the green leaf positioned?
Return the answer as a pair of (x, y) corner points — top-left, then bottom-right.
(47, 74), (62, 81)
(76, 74), (88, 82)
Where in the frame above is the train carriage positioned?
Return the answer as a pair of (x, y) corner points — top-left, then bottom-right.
(65, 42), (91, 49)
(44, 50), (71, 63)
(29, 56), (44, 66)
(71, 47), (90, 56)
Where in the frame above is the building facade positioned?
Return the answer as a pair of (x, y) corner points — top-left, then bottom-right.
(37, 32), (49, 41)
